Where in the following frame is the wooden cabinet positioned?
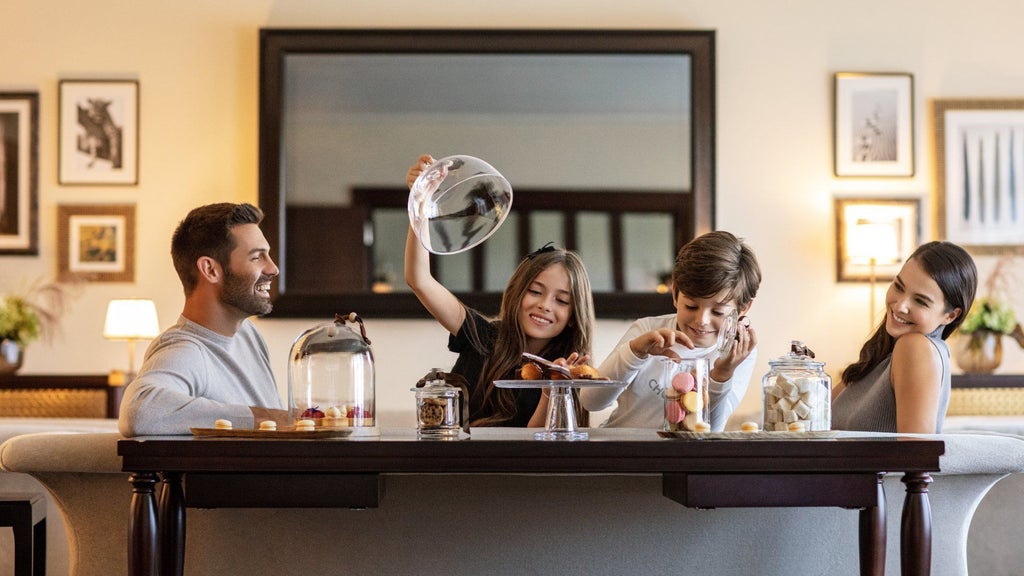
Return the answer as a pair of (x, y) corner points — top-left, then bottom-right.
(0, 374), (121, 419)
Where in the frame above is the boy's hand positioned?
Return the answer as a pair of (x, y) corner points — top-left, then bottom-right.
(630, 328), (694, 361)
(712, 316), (756, 381)
(406, 154), (435, 189)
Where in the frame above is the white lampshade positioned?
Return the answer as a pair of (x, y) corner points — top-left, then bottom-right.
(104, 299), (160, 378)
(104, 299), (160, 340)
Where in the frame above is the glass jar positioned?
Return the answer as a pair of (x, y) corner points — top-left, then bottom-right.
(287, 313), (378, 436)
(412, 370), (462, 439)
(762, 341), (831, 432)
(661, 357), (711, 432)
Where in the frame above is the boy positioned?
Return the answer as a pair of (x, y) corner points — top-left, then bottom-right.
(580, 231), (761, 431)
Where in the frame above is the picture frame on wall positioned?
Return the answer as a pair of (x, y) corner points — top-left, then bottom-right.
(834, 72), (914, 177)
(57, 204), (136, 282)
(835, 197), (920, 282)
(58, 79), (139, 185)
(0, 92), (39, 255)
(934, 99), (1024, 254)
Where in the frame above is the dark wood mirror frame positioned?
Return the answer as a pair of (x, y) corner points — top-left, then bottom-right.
(259, 28), (716, 319)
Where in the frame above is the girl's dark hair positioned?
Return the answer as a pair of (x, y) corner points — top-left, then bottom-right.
(841, 241), (977, 386)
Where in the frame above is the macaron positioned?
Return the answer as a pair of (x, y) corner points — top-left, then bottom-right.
(672, 371), (695, 394)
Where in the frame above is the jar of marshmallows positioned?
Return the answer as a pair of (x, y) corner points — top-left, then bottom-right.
(761, 341), (831, 432)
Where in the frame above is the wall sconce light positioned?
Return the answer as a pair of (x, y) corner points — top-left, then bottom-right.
(835, 198), (921, 328)
(103, 298), (160, 381)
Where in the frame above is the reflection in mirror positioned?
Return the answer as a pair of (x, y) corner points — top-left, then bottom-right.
(259, 29), (715, 318)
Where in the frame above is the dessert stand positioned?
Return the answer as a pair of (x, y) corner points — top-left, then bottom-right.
(493, 379), (625, 441)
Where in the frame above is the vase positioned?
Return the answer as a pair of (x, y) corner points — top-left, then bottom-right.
(953, 331), (1003, 374)
(0, 339), (24, 375)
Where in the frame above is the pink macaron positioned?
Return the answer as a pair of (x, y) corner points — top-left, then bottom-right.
(672, 371), (695, 394)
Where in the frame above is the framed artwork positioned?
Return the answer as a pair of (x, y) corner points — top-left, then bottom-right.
(0, 92), (39, 255)
(58, 79), (139, 185)
(57, 204), (136, 282)
(835, 197), (920, 282)
(834, 72), (915, 177)
(934, 99), (1024, 254)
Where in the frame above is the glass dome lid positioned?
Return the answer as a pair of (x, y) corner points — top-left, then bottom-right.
(408, 154), (513, 255)
(287, 313), (378, 436)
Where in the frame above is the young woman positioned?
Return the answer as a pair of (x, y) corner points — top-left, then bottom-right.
(832, 241), (977, 433)
(405, 154), (595, 427)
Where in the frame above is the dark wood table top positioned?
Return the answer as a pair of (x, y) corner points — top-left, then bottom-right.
(118, 429), (944, 475)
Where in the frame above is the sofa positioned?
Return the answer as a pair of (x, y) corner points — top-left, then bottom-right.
(0, 418), (119, 576)
(3, 426), (1024, 576)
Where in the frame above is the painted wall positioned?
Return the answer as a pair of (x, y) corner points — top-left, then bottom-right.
(2, 0), (1022, 427)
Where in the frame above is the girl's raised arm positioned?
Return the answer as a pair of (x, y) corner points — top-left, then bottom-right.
(404, 154), (466, 335)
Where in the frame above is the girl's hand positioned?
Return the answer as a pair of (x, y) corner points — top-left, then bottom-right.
(712, 316), (756, 381)
(406, 154), (435, 189)
(629, 328), (694, 361)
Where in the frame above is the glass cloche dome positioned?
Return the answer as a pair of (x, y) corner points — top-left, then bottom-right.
(287, 313), (378, 437)
(408, 154), (513, 255)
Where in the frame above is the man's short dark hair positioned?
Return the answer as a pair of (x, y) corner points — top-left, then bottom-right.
(171, 203), (263, 295)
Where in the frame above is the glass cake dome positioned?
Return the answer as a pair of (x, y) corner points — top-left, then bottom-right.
(408, 154), (513, 255)
(287, 313), (378, 436)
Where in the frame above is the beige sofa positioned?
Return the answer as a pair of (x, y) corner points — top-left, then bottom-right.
(0, 418), (119, 576)
(3, 427), (1024, 576)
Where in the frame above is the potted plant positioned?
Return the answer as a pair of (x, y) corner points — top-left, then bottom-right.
(952, 257), (1024, 374)
(0, 278), (77, 374)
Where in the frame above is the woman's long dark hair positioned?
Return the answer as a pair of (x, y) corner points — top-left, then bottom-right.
(841, 241), (977, 386)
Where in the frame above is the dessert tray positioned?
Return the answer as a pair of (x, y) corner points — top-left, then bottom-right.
(190, 427), (354, 439)
(657, 430), (839, 440)
(493, 379), (627, 388)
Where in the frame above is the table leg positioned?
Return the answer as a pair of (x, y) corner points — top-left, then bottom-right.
(858, 473), (886, 576)
(160, 473), (186, 576)
(901, 472), (933, 576)
(128, 473), (158, 576)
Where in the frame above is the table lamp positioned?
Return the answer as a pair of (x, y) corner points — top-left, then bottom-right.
(848, 219), (900, 329)
(103, 299), (160, 381)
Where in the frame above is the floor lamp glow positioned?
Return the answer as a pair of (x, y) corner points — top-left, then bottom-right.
(104, 299), (160, 381)
(847, 220), (900, 329)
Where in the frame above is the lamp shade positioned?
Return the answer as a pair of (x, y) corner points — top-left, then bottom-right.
(103, 299), (160, 340)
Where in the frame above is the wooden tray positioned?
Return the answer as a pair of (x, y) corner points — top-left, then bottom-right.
(657, 430), (838, 440)
(190, 427), (354, 439)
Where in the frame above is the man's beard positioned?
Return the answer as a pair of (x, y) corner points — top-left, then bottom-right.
(221, 268), (273, 316)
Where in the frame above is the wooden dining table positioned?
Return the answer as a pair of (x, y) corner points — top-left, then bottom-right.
(118, 428), (943, 576)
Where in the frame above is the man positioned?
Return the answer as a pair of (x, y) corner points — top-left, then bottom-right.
(118, 203), (286, 436)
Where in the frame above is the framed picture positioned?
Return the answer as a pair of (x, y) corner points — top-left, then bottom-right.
(57, 204), (136, 282)
(0, 92), (39, 255)
(934, 99), (1024, 254)
(834, 72), (915, 177)
(58, 79), (139, 185)
(835, 197), (920, 282)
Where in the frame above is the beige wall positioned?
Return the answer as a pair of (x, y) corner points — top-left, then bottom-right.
(2, 0), (1023, 425)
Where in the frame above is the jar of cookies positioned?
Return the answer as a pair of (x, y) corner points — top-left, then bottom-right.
(412, 370), (463, 439)
(661, 357), (711, 433)
(761, 341), (831, 432)
(287, 313), (378, 436)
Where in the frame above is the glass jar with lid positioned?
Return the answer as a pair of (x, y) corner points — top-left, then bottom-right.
(762, 341), (831, 432)
(412, 369), (467, 439)
(287, 313), (378, 436)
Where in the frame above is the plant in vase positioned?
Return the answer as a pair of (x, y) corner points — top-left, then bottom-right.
(0, 278), (78, 374)
(952, 256), (1024, 374)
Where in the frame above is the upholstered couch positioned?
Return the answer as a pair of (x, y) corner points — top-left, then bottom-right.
(3, 427), (1024, 576)
(0, 418), (119, 576)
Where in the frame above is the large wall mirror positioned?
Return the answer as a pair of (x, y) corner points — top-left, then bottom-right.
(259, 29), (715, 318)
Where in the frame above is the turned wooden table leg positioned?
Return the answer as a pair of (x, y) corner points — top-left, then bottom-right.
(159, 473), (186, 576)
(128, 473), (158, 576)
(859, 473), (886, 576)
(901, 472), (933, 576)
